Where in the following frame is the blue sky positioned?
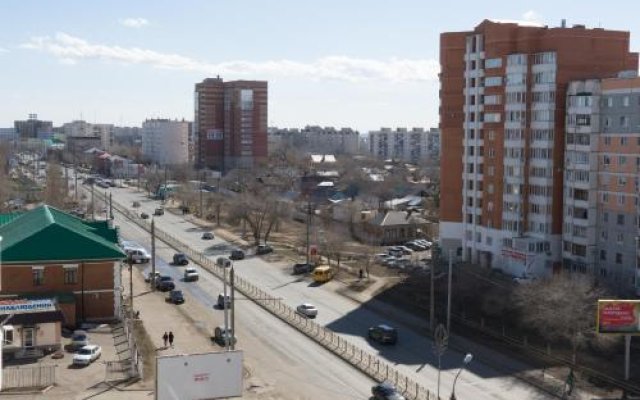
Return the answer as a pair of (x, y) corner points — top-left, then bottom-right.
(1, 0), (639, 131)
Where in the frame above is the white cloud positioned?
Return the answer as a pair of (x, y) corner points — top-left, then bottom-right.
(20, 32), (439, 83)
(522, 10), (543, 24)
(0, 47), (8, 54)
(119, 18), (149, 28)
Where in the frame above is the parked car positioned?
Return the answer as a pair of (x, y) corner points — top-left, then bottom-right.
(145, 271), (161, 283)
(167, 290), (185, 304)
(140, 212), (149, 219)
(213, 326), (236, 346)
(371, 381), (406, 400)
(229, 249), (245, 260)
(216, 257), (232, 268)
(172, 253), (189, 266)
(292, 262), (313, 274)
(296, 303), (318, 318)
(155, 276), (175, 291)
(73, 345), (102, 366)
(132, 201), (140, 208)
(154, 207), (164, 216)
(387, 248), (403, 257)
(184, 267), (199, 282)
(368, 324), (398, 345)
(256, 244), (273, 255)
(71, 330), (89, 348)
(201, 232), (215, 240)
(217, 293), (231, 309)
(397, 246), (413, 255)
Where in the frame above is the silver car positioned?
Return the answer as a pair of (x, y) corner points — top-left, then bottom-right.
(296, 303), (318, 318)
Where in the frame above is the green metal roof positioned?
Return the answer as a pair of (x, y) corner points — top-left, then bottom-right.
(0, 205), (125, 264)
(0, 212), (24, 226)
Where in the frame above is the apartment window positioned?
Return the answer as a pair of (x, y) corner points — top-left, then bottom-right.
(623, 96), (630, 107)
(32, 266), (44, 286)
(533, 71), (556, 84)
(485, 58), (502, 69)
(604, 212), (609, 223)
(488, 184), (494, 194)
(619, 155), (627, 165)
(600, 250), (607, 261)
(507, 54), (527, 66)
(533, 52), (556, 65)
(506, 73), (525, 86)
(488, 165), (495, 176)
(3, 328), (13, 345)
(618, 176), (627, 187)
(620, 116), (629, 128)
(64, 264), (78, 284)
(602, 192), (609, 202)
(604, 137), (611, 145)
(615, 253), (623, 264)
(617, 214), (625, 225)
(603, 155), (611, 165)
(484, 113), (501, 123)
(604, 117), (611, 128)
(487, 130), (496, 140)
(607, 97), (613, 107)
(617, 232), (624, 244)
(484, 77), (503, 87)
(484, 95), (502, 105)
(618, 195), (625, 205)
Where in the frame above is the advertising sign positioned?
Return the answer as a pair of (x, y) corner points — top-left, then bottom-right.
(156, 350), (243, 399)
(0, 299), (56, 314)
(597, 300), (640, 335)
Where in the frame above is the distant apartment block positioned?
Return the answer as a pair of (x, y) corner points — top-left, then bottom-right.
(0, 128), (16, 141)
(267, 126), (360, 155)
(439, 19), (637, 279)
(368, 128), (437, 163)
(14, 114), (52, 140)
(194, 77), (268, 170)
(563, 74), (640, 294)
(60, 120), (114, 150)
(141, 119), (190, 165)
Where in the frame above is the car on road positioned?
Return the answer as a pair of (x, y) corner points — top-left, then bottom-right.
(132, 201), (140, 208)
(256, 244), (273, 255)
(216, 257), (232, 268)
(154, 207), (164, 216)
(126, 248), (151, 264)
(292, 262), (313, 274)
(201, 232), (214, 240)
(213, 326), (236, 346)
(312, 265), (334, 283)
(167, 290), (185, 304)
(368, 324), (398, 345)
(184, 267), (199, 282)
(145, 271), (161, 283)
(371, 381), (406, 400)
(296, 303), (318, 318)
(155, 276), (175, 291)
(73, 345), (102, 366)
(140, 212), (149, 219)
(172, 253), (189, 266)
(229, 249), (245, 260)
(217, 293), (231, 309)
(71, 330), (89, 348)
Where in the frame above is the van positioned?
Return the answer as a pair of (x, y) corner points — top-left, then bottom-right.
(216, 257), (232, 268)
(312, 266), (334, 283)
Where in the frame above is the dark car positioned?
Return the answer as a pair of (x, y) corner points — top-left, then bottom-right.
(154, 207), (164, 216)
(292, 263), (313, 274)
(201, 232), (214, 240)
(368, 324), (398, 345)
(256, 244), (273, 255)
(172, 253), (189, 266)
(132, 201), (141, 208)
(229, 249), (245, 260)
(155, 276), (175, 292)
(371, 382), (406, 400)
(140, 212), (149, 219)
(213, 326), (236, 346)
(167, 290), (185, 304)
(217, 293), (231, 309)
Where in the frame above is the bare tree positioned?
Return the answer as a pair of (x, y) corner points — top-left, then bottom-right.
(514, 275), (606, 364)
(320, 219), (350, 272)
(44, 163), (69, 208)
(227, 191), (288, 246)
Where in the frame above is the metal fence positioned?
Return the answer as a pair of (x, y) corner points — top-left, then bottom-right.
(114, 302), (144, 380)
(101, 192), (440, 400)
(2, 364), (56, 390)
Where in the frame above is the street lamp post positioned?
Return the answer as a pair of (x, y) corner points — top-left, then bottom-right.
(450, 353), (473, 400)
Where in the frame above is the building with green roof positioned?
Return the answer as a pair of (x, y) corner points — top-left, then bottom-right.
(0, 205), (126, 326)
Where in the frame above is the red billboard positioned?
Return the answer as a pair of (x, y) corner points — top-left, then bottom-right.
(597, 300), (640, 335)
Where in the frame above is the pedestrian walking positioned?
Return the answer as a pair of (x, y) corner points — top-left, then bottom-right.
(162, 332), (168, 348)
(359, 269), (364, 280)
(168, 331), (174, 348)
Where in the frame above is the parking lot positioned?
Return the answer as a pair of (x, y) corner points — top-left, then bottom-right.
(3, 324), (124, 400)
(374, 240), (434, 272)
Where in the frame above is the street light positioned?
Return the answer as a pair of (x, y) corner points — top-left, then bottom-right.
(450, 353), (473, 400)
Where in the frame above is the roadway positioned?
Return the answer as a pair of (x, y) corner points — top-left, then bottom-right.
(104, 184), (555, 400)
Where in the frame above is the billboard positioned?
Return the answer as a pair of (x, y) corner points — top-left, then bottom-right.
(597, 300), (640, 335)
(156, 350), (243, 400)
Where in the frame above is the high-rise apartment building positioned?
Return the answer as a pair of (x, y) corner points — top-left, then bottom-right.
(564, 74), (640, 294)
(60, 120), (115, 150)
(141, 119), (190, 165)
(194, 77), (268, 170)
(268, 126), (360, 155)
(439, 19), (637, 278)
(14, 114), (52, 140)
(368, 128), (434, 163)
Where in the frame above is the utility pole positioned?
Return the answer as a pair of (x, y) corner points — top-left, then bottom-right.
(200, 170), (204, 217)
(74, 161), (78, 201)
(430, 252), (436, 333)
(163, 165), (168, 205)
(230, 267), (235, 351)
(306, 201), (311, 265)
(109, 192), (113, 220)
(447, 249), (453, 334)
(127, 257), (134, 312)
(223, 266), (230, 351)
(91, 182), (95, 220)
(151, 219), (156, 292)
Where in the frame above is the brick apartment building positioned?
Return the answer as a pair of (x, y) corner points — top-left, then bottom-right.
(194, 77), (268, 171)
(0, 205), (126, 327)
(439, 19), (637, 278)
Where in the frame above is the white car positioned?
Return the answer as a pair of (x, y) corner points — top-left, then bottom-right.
(397, 246), (413, 255)
(296, 303), (318, 318)
(73, 344), (102, 366)
(127, 248), (151, 264)
(184, 267), (199, 282)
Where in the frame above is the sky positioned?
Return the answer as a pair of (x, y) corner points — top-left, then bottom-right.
(1, 0), (639, 132)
